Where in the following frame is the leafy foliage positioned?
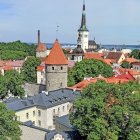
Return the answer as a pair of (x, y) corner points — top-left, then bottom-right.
(0, 40), (36, 60)
(129, 49), (140, 59)
(0, 70), (24, 98)
(70, 81), (140, 140)
(121, 61), (131, 68)
(0, 103), (21, 140)
(22, 56), (41, 83)
(68, 59), (113, 86)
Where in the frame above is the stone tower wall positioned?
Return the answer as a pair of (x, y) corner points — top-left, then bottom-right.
(45, 65), (67, 91)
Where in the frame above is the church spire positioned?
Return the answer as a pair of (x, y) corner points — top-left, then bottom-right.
(79, 0), (88, 31)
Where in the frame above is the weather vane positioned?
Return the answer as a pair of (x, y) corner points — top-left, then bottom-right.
(56, 25), (60, 39)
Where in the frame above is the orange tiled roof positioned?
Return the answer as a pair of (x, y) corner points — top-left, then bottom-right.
(45, 39), (68, 65)
(103, 59), (112, 65)
(120, 68), (140, 75)
(69, 75), (133, 90)
(37, 66), (45, 72)
(106, 52), (123, 62)
(3, 65), (13, 71)
(36, 43), (47, 52)
(124, 58), (138, 63)
(84, 52), (103, 60)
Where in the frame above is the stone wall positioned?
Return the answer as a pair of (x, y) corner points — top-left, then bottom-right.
(20, 125), (47, 140)
(45, 65), (67, 92)
(23, 83), (46, 96)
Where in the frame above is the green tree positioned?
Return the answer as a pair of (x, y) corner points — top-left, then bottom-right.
(22, 56), (41, 83)
(129, 49), (140, 59)
(68, 59), (113, 86)
(121, 61), (131, 68)
(0, 70), (24, 98)
(5, 70), (24, 97)
(0, 40), (37, 60)
(70, 81), (140, 140)
(0, 76), (8, 98)
(0, 103), (21, 140)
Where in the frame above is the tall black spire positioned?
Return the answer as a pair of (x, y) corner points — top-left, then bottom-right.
(79, 0), (88, 31)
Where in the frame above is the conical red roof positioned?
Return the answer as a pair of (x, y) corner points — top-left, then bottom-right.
(36, 43), (47, 52)
(45, 39), (68, 65)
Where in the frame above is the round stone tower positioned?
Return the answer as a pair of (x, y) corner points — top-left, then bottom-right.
(45, 39), (68, 92)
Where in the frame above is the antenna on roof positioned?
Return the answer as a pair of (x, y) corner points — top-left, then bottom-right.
(56, 25), (60, 39)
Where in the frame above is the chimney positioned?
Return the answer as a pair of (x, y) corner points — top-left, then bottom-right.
(38, 30), (40, 45)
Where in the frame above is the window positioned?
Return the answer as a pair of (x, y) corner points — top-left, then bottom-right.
(53, 109), (55, 115)
(26, 113), (29, 119)
(38, 110), (41, 116)
(63, 106), (65, 112)
(33, 121), (35, 125)
(33, 111), (35, 117)
(61, 66), (63, 70)
(52, 67), (54, 70)
(38, 120), (41, 126)
(58, 107), (60, 113)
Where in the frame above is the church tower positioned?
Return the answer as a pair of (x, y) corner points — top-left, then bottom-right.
(45, 39), (68, 92)
(36, 30), (48, 58)
(77, 0), (89, 52)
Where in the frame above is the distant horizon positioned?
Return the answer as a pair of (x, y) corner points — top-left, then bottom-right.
(1, 40), (140, 46)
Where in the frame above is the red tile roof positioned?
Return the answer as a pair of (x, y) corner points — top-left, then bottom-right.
(106, 52), (123, 62)
(3, 65), (13, 71)
(45, 39), (68, 65)
(37, 66), (45, 72)
(84, 52), (103, 60)
(36, 43), (47, 52)
(132, 62), (140, 66)
(69, 76), (130, 90)
(124, 58), (138, 64)
(120, 68), (140, 76)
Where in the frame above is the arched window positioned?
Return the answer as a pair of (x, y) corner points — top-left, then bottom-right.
(61, 66), (63, 70)
(52, 67), (54, 70)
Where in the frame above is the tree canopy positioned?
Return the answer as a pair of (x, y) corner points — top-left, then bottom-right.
(121, 61), (131, 68)
(0, 70), (24, 99)
(70, 81), (140, 140)
(22, 56), (41, 83)
(0, 40), (36, 60)
(0, 103), (21, 140)
(129, 49), (140, 59)
(68, 59), (113, 86)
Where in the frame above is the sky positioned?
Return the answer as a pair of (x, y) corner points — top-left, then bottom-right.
(0, 0), (140, 45)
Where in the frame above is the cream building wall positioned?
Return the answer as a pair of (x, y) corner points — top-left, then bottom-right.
(15, 102), (73, 130)
(118, 54), (126, 63)
(37, 71), (46, 85)
(36, 50), (50, 58)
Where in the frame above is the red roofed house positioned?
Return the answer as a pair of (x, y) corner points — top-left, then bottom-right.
(106, 51), (125, 64)
(69, 75), (131, 91)
(84, 52), (104, 61)
(123, 57), (138, 64)
(132, 62), (140, 72)
(0, 60), (25, 75)
(45, 39), (68, 91)
(37, 65), (45, 85)
(36, 30), (50, 58)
